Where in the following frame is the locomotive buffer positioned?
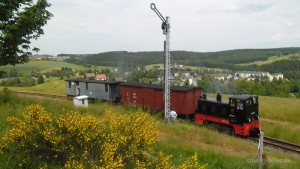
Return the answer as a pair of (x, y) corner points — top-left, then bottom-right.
(150, 3), (171, 122)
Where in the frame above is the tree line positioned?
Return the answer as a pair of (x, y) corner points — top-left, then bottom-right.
(0, 67), (75, 87)
(198, 75), (300, 98)
(65, 48), (300, 69)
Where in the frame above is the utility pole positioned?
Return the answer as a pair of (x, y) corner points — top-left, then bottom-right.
(258, 130), (264, 169)
(150, 3), (171, 122)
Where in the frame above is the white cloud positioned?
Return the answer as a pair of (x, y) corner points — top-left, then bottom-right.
(31, 0), (300, 55)
(224, 0), (272, 13)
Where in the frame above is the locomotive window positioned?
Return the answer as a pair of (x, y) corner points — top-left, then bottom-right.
(69, 81), (71, 88)
(253, 97), (257, 104)
(236, 100), (244, 110)
(229, 99), (235, 107)
(246, 100), (252, 106)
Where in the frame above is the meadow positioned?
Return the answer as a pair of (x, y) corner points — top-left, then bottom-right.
(0, 77), (67, 95)
(236, 53), (300, 66)
(0, 93), (299, 168)
(0, 60), (85, 73)
(2, 78), (300, 144)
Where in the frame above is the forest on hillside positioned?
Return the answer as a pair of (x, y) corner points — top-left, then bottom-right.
(65, 48), (300, 71)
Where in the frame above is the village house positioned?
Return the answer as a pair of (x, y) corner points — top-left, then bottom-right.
(269, 73), (284, 81)
(95, 74), (107, 81)
(84, 73), (95, 80)
(235, 71), (283, 81)
(213, 74), (232, 81)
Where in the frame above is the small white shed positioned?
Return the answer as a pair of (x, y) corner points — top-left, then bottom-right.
(73, 95), (89, 107)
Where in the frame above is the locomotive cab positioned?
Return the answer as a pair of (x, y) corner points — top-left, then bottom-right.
(228, 95), (259, 125)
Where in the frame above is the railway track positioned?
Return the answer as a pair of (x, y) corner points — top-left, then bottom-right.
(249, 136), (300, 155)
(12, 91), (68, 99)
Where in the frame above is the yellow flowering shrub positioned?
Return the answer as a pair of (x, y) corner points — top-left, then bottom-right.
(0, 104), (207, 169)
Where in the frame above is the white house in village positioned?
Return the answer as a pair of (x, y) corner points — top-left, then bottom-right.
(235, 71), (283, 81)
(188, 78), (198, 86)
(213, 74), (232, 81)
(235, 71), (269, 78)
(268, 73), (284, 81)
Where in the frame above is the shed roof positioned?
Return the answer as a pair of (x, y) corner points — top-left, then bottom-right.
(121, 82), (201, 92)
(74, 95), (89, 100)
(95, 74), (107, 79)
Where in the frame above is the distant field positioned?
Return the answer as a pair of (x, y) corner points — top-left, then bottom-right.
(0, 77), (66, 95)
(0, 60), (85, 73)
(237, 53), (300, 66)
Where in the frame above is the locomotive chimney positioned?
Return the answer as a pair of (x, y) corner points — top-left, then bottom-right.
(203, 93), (207, 99)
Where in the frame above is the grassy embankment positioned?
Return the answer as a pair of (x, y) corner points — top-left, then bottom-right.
(0, 94), (299, 168)
(2, 76), (300, 144)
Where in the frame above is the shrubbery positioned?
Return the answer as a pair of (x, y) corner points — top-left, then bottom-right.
(0, 77), (36, 87)
(0, 104), (206, 168)
(0, 87), (11, 104)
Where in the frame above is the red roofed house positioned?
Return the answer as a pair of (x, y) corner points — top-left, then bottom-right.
(95, 74), (107, 80)
(84, 73), (95, 80)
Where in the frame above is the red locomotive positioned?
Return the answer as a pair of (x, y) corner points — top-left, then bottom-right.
(195, 93), (260, 137)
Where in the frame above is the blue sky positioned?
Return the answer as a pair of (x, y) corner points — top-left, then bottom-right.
(31, 0), (300, 55)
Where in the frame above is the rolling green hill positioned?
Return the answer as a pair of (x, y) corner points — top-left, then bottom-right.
(0, 60), (85, 73)
(65, 47), (300, 69)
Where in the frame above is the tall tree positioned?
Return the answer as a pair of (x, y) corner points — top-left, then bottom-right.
(0, 0), (52, 66)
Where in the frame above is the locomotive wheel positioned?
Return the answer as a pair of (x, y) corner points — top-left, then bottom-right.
(228, 127), (235, 135)
(203, 120), (209, 126)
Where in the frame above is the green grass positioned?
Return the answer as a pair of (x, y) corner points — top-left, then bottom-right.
(0, 60), (85, 73)
(259, 96), (300, 124)
(0, 77), (67, 95)
(0, 94), (299, 168)
(259, 96), (300, 144)
(237, 53), (300, 66)
(157, 120), (300, 169)
(2, 81), (300, 144)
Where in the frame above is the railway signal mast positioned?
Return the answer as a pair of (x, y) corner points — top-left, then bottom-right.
(150, 3), (171, 122)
